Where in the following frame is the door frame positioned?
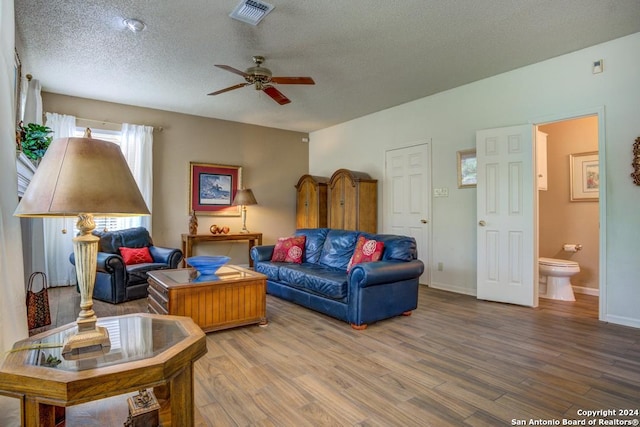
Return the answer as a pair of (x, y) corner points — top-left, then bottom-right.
(531, 106), (606, 321)
(382, 141), (432, 285)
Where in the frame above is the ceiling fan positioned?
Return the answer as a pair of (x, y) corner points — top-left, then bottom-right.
(208, 56), (315, 105)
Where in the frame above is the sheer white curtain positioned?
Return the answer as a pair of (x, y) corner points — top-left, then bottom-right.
(43, 113), (77, 287)
(22, 76), (42, 125)
(117, 123), (153, 233)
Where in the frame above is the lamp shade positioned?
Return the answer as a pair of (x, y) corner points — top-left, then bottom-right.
(14, 137), (150, 217)
(232, 188), (257, 206)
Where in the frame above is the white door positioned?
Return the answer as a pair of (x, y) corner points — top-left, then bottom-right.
(384, 143), (431, 284)
(476, 125), (536, 306)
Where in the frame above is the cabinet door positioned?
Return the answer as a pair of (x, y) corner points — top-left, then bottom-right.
(296, 180), (311, 228)
(329, 177), (345, 229)
(296, 180), (320, 228)
(536, 130), (548, 191)
(342, 178), (358, 230)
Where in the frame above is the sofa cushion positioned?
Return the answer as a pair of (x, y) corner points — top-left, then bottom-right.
(295, 228), (329, 264)
(119, 246), (153, 265)
(271, 235), (306, 263)
(347, 236), (384, 271)
(279, 263), (348, 300)
(318, 230), (359, 270)
(255, 262), (280, 282)
(362, 233), (418, 261)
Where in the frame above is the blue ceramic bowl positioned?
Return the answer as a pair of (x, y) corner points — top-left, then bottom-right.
(186, 256), (230, 275)
(193, 274), (221, 283)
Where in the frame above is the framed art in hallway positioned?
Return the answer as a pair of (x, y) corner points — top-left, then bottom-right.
(457, 148), (477, 188)
(189, 162), (242, 216)
(569, 151), (599, 201)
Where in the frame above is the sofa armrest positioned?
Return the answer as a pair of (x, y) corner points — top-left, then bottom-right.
(349, 260), (424, 288)
(70, 251), (125, 274)
(251, 245), (275, 263)
(149, 246), (183, 268)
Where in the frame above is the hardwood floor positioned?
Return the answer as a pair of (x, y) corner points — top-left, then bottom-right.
(45, 285), (639, 426)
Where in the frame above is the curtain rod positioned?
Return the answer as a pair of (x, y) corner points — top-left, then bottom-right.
(47, 114), (165, 132)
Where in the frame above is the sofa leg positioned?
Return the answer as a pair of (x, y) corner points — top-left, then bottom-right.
(351, 323), (368, 330)
(402, 311), (412, 316)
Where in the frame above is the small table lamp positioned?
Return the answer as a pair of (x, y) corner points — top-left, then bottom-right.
(15, 136), (150, 359)
(232, 188), (257, 233)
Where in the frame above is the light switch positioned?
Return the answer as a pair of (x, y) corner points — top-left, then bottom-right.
(434, 188), (449, 197)
(592, 59), (603, 74)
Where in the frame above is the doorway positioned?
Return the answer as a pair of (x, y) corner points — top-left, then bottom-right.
(476, 107), (605, 320)
(537, 116), (600, 309)
(383, 143), (431, 285)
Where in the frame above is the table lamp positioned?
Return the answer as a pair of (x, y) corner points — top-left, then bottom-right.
(14, 135), (150, 359)
(232, 188), (257, 233)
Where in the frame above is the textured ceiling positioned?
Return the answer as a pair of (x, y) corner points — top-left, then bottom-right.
(15, 0), (640, 133)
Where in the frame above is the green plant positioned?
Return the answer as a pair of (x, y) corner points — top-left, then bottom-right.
(21, 123), (53, 161)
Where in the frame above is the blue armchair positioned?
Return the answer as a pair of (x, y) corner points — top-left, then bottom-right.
(70, 227), (183, 304)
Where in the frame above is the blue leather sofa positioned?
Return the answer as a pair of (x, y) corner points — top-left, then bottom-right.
(70, 227), (183, 304)
(251, 228), (424, 329)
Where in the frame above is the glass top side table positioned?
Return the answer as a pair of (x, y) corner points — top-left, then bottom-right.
(0, 313), (206, 427)
(21, 314), (188, 371)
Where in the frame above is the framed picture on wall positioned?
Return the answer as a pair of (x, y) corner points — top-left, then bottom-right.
(457, 148), (477, 188)
(189, 162), (242, 216)
(569, 151), (599, 201)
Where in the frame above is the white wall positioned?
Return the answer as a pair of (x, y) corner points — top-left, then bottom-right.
(42, 93), (309, 266)
(1, 0), (29, 423)
(310, 32), (640, 328)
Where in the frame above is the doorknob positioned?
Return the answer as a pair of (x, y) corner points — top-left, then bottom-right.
(421, 219), (428, 224)
(478, 220), (486, 226)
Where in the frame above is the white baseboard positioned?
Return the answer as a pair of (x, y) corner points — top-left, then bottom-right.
(603, 314), (640, 329)
(427, 281), (476, 296)
(425, 282), (600, 300)
(423, 282), (638, 330)
(572, 286), (599, 296)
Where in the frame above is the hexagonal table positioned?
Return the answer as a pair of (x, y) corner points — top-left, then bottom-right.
(0, 313), (206, 427)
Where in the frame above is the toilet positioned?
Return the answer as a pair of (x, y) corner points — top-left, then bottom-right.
(538, 257), (580, 301)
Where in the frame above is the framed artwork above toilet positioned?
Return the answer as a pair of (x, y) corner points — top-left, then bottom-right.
(569, 151), (599, 201)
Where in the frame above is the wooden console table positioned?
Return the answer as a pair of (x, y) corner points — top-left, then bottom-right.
(0, 314), (206, 427)
(181, 232), (262, 267)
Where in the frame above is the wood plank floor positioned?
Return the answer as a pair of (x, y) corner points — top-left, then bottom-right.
(44, 286), (640, 426)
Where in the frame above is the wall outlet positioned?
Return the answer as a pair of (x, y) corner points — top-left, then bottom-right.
(437, 262), (444, 271)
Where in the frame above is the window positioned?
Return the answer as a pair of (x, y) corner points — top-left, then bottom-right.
(72, 127), (129, 233)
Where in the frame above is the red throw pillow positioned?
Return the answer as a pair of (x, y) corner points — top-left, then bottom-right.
(271, 236), (306, 263)
(119, 246), (153, 265)
(347, 236), (384, 271)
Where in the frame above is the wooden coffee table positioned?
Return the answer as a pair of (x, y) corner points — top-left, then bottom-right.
(147, 266), (267, 332)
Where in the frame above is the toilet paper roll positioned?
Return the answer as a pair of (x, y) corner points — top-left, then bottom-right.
(563, 244), (580, 252)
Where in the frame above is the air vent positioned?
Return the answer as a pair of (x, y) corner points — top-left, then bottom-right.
(230, 0), (275, 26)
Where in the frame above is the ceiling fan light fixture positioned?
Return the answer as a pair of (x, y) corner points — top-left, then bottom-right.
(123, 18), (146, 33)
(230, 0), (274, 26)
(209, 56), (313, 105)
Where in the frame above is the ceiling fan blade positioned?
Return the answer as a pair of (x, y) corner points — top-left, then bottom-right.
(215, 64), (249, 77)
(208, 83), (249, 96)
(263, 85), (291, 105)
(271, 76), (315, 85)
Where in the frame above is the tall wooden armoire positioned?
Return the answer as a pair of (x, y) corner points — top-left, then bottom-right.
(327, 169), (377, 233)
(295, 174), (328, 229)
